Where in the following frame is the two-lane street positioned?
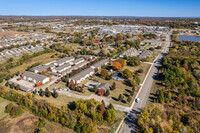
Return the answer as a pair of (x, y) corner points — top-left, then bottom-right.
(119, 33), (171, 133)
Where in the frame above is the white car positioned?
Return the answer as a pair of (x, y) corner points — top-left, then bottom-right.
(135, 98), (140, 103)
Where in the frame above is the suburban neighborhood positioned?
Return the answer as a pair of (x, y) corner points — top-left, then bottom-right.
(0, 1), (200, 133)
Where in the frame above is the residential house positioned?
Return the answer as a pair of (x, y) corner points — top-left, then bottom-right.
(52, 63), (71, 73)
(90, 59), (109, 69)
(70, 58), (85, 65)
(97, 83), (111, 92)
(119, 47), (140, 57)
(139, 50), (152, 60)
(54, 56), (75, 66)
(32, 64), (55, 73)
(69, 68), (94, 84)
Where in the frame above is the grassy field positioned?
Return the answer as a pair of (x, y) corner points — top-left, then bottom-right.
(0, 97), (12, 119)
(48, 81), (67, 90)
(8, 52), (59, 75)
(123, 63), (151, 83)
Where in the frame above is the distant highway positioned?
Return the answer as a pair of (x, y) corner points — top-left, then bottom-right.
(119, 33), (171, 133)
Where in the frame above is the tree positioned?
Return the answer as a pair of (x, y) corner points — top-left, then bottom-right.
(112, 82), (116, 90)
(113, 61), (122, 70)
(104, 108), (116, 123)
(118, 94), (123, 101)
(105, 90), (110, 96)
(5, 81), (9, 87)
(135, 76), (141, 85)
(146, 56), (151, 62)
(131, 80), (137, 87)
(39, 89), (45, 97)
(130, 90), (134, 96)
(10, 83), (15, 89)
(138, 69), (143, 73)
(159, 90), (165, 103)
(100, 69), (109, 79)
(127, 56), (141, 66)
(15, 84), (20, 90)
(46, 91), (51, 97)
(127, 96), (132, 103)
(122, 69), (133, 79)
(115, 41), (121, 47)
(117, 58), (127, 67)
(93, 86), (98, 93)
(38, 127), (48, 133)
(98, 89), (105, 96)
(53, 90), (58, 98)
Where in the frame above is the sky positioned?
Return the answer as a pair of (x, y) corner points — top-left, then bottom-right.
(0, 0), (200, 17)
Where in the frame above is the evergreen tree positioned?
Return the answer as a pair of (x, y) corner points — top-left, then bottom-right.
(39, 89), (45, 97)
(127, 96), (132, 103)
(93, 86), (98, 93)
(118, 94), (123, 101)
(130, 90), (134, 96)
(53, 90), (58, 98)
(5, 81), (9, 87)
(16, 84), (20, 90)
(10, 83), (15, 89)
(105, 89), (110, 96)
(112, 82), (116, 90)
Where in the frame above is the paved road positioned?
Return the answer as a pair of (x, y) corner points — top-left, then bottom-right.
(119, 33), (171, 133)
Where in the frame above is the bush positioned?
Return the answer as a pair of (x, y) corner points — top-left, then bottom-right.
(138, 69), (143, 73)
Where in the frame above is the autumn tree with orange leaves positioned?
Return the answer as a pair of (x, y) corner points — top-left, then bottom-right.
(112, 61), (122, 70)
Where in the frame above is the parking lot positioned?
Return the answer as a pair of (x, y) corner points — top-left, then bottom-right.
(9, 77), (34, 92)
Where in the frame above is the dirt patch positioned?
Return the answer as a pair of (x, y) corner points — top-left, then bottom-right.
(0, 31), (26, 37)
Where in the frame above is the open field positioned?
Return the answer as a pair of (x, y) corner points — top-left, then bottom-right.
(0, 31), (26, 37)
(8, 52), (59, 75)
(35, 94), (79, 108)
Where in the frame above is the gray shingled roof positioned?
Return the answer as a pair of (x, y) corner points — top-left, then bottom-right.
(22, 71), (48, 82)
(70, 68), (94, 81)
(120, 47), (139, 57)
(54, 56), (74, 65)
(91, 59), (109, 68)
(97, 83), (111, 91)
(32, 64), (54, 72)
(71, 58), (84, 64)
(139, 50), (152, 59)
(54, 63), (71, 71)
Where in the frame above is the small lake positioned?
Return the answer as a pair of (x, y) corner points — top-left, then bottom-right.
(179, 35), (200, 42)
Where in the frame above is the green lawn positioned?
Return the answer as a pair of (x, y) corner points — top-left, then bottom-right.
(49, 82), (67, 90)
(0, 97), (12, 119)
(123, 63), (151, 83)
(35, 94), (79, 108)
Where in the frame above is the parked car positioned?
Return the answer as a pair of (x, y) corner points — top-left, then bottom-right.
(17, 78), (21, 81)
(135, 98), (140, 103)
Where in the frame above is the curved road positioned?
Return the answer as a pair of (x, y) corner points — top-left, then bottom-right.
(119, 33), (171, 133)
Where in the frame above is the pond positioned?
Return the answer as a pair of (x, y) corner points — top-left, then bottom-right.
(179, 35), (200, 42)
